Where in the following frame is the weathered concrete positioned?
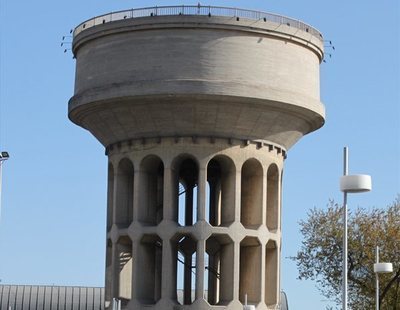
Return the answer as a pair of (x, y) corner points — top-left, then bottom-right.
(69, 14), (324, 150)
(69, 7), (325, 310)
(104, 138), (284, 309)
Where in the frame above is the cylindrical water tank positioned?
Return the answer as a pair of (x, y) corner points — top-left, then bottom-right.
(69, 9), (325, 150)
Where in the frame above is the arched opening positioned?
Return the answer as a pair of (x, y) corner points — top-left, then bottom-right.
(107, 163), (114, 231)
(116, 236), (132, 304)
(137, 235), (162, 304)
(266, 164), (279, 231)
(173, 234), (197, 305)
(174, 157), (199, 226)
(115, 159), (134, 228)
(138, 156), (164, 225)
(206, 156), (235, 227)
(265, 240), (278, 306)
(240, 159), (263, 229)
(239, 237), (261, 305)
(205, 234), (234, 305)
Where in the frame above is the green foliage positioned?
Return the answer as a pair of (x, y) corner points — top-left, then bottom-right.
(292, 197), (400, 309)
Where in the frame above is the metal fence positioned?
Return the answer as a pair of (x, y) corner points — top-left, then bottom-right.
(73, 5), (323, 41)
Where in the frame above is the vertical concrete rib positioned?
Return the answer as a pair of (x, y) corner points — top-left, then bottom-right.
(111, 243), (118, 300)
(234, 169), (242, 224)
(112, 166), (118, 229)
(197, 167), (206, 222)
(195, 239), (205, 300)
(161, 239), (175, 300)
(233, 241), (241, 302)
(132, 168), (140, 223)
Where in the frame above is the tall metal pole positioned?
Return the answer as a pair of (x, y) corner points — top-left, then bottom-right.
(0, 161), (4, 222)
(342, 147), (349, 310)
(0, 152), (10, 223)
(376, 246), (380, 310)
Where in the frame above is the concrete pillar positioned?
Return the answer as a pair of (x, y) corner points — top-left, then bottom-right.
(107, 163), (114, 231)
(130, 240), (138, 300)
(266, 165), (279, 231)
(260, 243), (266, 305)
(233, 241), (241, 301)
(163, 166), (175, 221)
(234, 169), (242, 223)
(105, 240), (113, 306)
(197, 167), (206, 222)
(111, 242), (118, 299)
(195, 239), (205, 300)
(132, 168), (140, 222)
(161, 238), (176, 300)
(154, 243), (162, 302)
(112, 163), (118, 228)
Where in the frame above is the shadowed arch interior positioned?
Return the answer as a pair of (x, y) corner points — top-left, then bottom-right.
(115, 158), (134, 227)
(206, 156), (236, 227)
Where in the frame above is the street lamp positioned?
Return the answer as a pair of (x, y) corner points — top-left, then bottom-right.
(339, 147), (371, 310)
(0, 151), (10, 222)
(373, 246), (393, 310)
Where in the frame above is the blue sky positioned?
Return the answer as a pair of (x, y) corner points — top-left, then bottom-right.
(0, 1), (399, 309)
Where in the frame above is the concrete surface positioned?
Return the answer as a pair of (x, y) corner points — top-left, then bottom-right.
(69, 8), (324, 309)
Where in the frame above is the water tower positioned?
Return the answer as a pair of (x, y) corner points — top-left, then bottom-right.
(69, 6), (325, 309)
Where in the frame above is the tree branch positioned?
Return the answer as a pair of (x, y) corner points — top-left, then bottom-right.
(380, 268), (400, 306)
(348, 253), (370, 291)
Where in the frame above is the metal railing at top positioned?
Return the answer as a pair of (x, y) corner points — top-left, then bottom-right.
(73, 5), (323, 41)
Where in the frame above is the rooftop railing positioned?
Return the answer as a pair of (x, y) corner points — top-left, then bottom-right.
(73, 5), (323, 41)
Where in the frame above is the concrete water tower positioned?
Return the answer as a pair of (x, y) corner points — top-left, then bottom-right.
(69, 5), (325, 310)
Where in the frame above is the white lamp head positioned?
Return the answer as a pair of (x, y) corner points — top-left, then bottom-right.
(0, 151), (10, 161)
(340, 174), (372, 193)
(374, 262), (393, 274)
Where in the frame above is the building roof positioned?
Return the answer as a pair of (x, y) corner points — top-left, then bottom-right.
(0, 285), (104, 310)
(1, 285), (288, 309)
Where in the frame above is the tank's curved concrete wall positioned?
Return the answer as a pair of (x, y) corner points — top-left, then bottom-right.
(69, 15), (325, 150)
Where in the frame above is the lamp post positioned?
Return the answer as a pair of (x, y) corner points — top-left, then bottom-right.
(339, 147), (371, 310)
(373, 246), (393, 310)
(0, 151), (10, 222)
(243, 294), (255, 310)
